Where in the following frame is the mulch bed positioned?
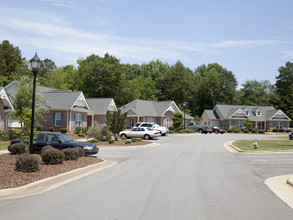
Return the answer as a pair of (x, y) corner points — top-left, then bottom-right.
(0, 154), (102, 190)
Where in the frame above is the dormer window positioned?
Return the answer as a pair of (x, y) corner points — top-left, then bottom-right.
(256, 109), (261, 116)
(245, 110), (250, 116)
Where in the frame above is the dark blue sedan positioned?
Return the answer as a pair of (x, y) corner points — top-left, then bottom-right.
(9, 132), (99, 155)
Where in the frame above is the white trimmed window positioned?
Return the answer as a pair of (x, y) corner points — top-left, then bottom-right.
(164, 118), (172, 127)
(74, 113), (83, 127)
(146, 118), (154, 123)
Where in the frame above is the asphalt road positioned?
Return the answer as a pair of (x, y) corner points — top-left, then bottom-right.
(1, 133), (293, 219)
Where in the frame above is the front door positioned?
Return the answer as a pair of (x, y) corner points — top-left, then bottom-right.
(258, 122), (262, 130)
(131, 118), (135, 128)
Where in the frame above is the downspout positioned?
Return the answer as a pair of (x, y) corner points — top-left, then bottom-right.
(66, 110), (69, 130)
(69, 111), (72, 132)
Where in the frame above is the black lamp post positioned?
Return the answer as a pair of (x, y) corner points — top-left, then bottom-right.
(29, 53), (41, 154)
(183, 102), (187, 129)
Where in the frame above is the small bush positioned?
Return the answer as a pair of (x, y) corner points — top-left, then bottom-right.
(243, 129), (249, 133)
(87, 122), (111, 141)
(81, 127), (88, 134)
(74, 126), (82, 134)
(286, 129), (291, 133)
(41, 145), (55, 154)
(89, 138), (98, 143)
(6, 130), (19, 140)
(132, 138), (137, 142)
(125, 140), (132, 144)
(15, 154), (39, 173)
(272, 128), (278, 132)
(121, 136), (127, 140)
(251, 129), (258, 133)
(136, 138), (142, 141)
(62, 148), (79, 161)
(279, 129), (285, 133)
(227, 129), (233, 133)
(73, 147), (85, 157)
(234, 130), (240, 133)
(267, 129), (273, 132)
(9, 143), (28, 155)
(42, 149), (64, 165)
(108, 139), (115, 144)
(36, 126), (42, 131)
(258, 129), (265, 134)
(78, 133), (86, 137)
(49, 127), (55, 132)
(60, 128), (67, 134)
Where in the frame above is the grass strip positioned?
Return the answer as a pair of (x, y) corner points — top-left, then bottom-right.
(233, 139), (293, 151)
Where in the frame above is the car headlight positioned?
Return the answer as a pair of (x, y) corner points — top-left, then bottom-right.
(83, 146), (93, 150)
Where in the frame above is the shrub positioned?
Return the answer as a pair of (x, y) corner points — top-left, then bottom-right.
(81, 127), (88, 134)
(108, 139), (115, 144)
(9, 143), (28, 155)
(60, 128), (67, 134)
(243, 129), (249, 133)
(273, 128), (279, 132)
(279, 129), (285, 133)
(121, 136), (127, 140)
(251, 129), (258, 133)
(42, 148), (64, 165)
(15, 154), (39, 173)
(179, 129), (194, 133)
(227, 129), (233, 133)
(132, 138), (137, 142)
(231, 126), (241, 133)
(125, 140), (132, 144)
(87, 122), (111, 141)
(49, 127), (54, 132)
(267, 129), (273, 132)
(234, 130), (240, 133)
(286, 129), (292, 133)
(136, 138), (142, 141)
(62, 148), (79, 161)
(73, 147), (85, 157)
(36, 126), (42, 131)
(78, 133), (86, 137)
(6, 130), (19, 140)
(74, 126), (82, 134)
(89, 138), (98, 143)
(0, 131), (9, 141)
(41, 145), (55, 154)
(258, 129), (265, 134)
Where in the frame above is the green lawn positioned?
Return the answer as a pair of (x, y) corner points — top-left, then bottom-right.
(0, 141), (10, 151)
(233, 139), (293, 151)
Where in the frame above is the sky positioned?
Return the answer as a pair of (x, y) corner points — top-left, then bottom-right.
(1, 0), (293, 88)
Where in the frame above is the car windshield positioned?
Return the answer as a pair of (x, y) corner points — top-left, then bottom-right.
(56, 133), (72, 142)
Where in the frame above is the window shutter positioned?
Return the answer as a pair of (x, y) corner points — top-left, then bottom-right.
(61, 113), (64, 126)
(52, 113), (55, 126)
(82, 114), (84, 126)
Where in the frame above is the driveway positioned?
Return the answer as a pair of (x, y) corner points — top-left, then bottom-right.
(0, 133), (293, 219)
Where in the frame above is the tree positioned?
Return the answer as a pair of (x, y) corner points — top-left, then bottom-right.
(0, 40), (24, 86)
(243, 118), (252, 130)
(275, 62), (293, 124)
(238, 80), (274, 106)
(106, 110), (127, 140)
(172, 112), (183, 132)
(77, 53), (128, 106)
(38, 59), (57, 87)
(11, 76), (45, 134)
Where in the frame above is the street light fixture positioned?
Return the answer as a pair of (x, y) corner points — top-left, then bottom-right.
(29, 53), (41, 154)
(183, 102), (188, 129)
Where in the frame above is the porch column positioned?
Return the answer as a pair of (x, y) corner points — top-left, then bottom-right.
(92, 115), (94, 127)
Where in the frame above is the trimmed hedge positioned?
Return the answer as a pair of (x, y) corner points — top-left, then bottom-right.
(9, 143), (28, 155)
(41, 145), (55, 154)
(125, 140), (132, 144)
(62, 148), (79, 161)
(42, 148), (64, 165)
(60, 128), (67, 134)
(89, 138), (98, 143)
(108, 139), (115, 144)
(73, 147), (85, 157)
(15, 154), (39, 173)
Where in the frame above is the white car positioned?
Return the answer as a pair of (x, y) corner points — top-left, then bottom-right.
(119, 127), (161, 140)
(134, 122), (169, 136)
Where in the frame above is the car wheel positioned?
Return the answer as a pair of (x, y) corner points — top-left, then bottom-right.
(215, 131), (218, 134)
(121, 134), (127, 139)
(144, 134), (150, 140)
(198, 129), (203, 134)
(162, 133), (166, 136)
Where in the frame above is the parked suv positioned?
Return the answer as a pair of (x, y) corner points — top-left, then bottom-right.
(134, 122), (169, 136)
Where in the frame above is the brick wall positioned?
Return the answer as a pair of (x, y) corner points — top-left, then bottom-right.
(0, 99), (5, 130)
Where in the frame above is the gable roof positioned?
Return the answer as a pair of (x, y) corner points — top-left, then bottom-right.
(120, 99), (180, 116)
(208, 104), (290, 121)
(0, 86), (14, 111)
(87, 98), (117, 114)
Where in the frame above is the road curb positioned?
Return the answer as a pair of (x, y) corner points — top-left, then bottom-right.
(0, 160), (117, 200)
